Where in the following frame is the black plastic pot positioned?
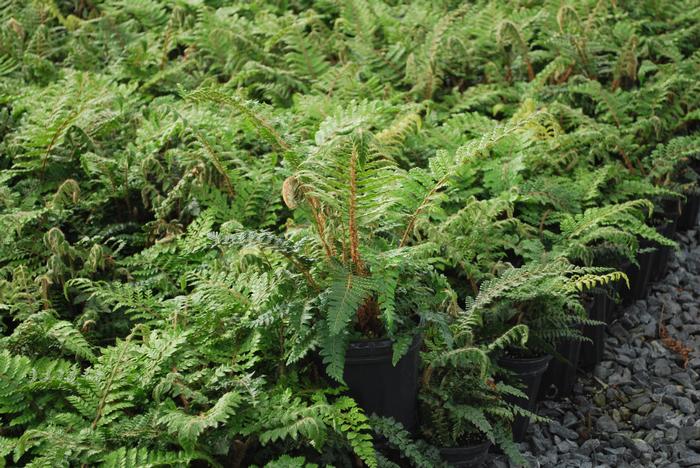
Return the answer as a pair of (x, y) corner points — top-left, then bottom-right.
(440, 441), (492, 467)
(539, 332), (582, 400)
(652, 211), (680, 282)
(580, 293), (607, 368)
(609, 259), (633, 322)
(344, 334), (421, 432)
(678, 192), (700, 231)
(591, 254), (627, 324)
(622, 245), (655, 304)
(498, 354), (552, 441)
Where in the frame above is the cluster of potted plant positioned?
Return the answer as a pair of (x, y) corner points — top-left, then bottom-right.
(205, 72), (700, 462)
(2, 0), (700, 466)
(216, 99), (694, 465)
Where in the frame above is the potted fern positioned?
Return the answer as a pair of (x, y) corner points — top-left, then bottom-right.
(269, 103), (542, 430)
(277, 113), (455, 432)
(466, 260), (623, 439)
(190, 87), (545, 431)
(212, 102), (457, 431)
(419, 320), (534, 466)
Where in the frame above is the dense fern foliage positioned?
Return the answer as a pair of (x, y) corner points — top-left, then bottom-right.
(1, 0), (698, 466)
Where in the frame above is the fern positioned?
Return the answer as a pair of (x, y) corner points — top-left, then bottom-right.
(100, 447), (194, 468)
(157, 392), (241, 451)
(370, 416), (444, 468)
(1, 1), (699, 466)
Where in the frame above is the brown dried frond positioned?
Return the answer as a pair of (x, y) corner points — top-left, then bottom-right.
(281, 175), (299, 209)
(659, 321), (691, 368)
(659, 305), (691, 368)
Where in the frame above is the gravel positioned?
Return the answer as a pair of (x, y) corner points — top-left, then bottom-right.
(487, 226), (700, 467)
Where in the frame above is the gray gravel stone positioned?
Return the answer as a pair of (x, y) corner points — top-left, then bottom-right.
(630, 438), (653, 456)
(487, 233), (700, 467)
(680, 426), (700, 441)
(562, 411), (578, 428)
(679, 454), (700, 467)
(578, 439), (601, 456)
(654, 359), (673, 377)
(643, 415), (666, 430)
(596, 414), (618, 433)
(608, 367), (633, 385)
(676, 397), (695, 415)
(666, 427), (680, 443)
(609, 322), (630, 340)
(557, 439), (578, 453)
(550, 421), (579, 440)
(671, 372), (695, 389)
(632, 357), (648, 372)
(594, 362), (614, 380)
(627, 395), (651, 410)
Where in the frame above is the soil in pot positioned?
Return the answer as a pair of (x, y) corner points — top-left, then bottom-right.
(580, 293), (607, 368)
(440, 440), (492, 468)
(498, 354), (551, 441)
(343, 333), (421, 432)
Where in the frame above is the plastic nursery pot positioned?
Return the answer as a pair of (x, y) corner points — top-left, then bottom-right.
(592, 253), (626, 324)
(538, 330), (583, 401)
(580, 293), (607, 369)
(622, 245), (655, 305)
(652, 211), (680, 282)
(677, 192), (700, 232)
(498, 354), (552, 442)
(440, 441), (492, 468)
(606, 266), (629, 323)
(343, 333), (421, 432)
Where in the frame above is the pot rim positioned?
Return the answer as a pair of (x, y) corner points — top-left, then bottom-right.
(439, 440), (492, 454)
(347, 331), (421, 351)
(498, 353), (552, 365)
(345, 333), (422, 363)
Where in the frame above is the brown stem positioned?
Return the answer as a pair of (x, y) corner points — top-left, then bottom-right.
(514, 303), (525, 325)
(557, 65), (574, 84)
(307, 195), (334, 260)
(421, 364), (434, 387)
(285, 255), (319, 290)
(618, 148), (635, 173)
(525, 56), (535, 82)
(339, 218), (349, 266)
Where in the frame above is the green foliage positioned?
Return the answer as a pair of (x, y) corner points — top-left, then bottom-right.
(418, 334), (534, 466)
(370, 416), (444, 468)
(0, 0), (698, 466)
(462, 260), (626, 354)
